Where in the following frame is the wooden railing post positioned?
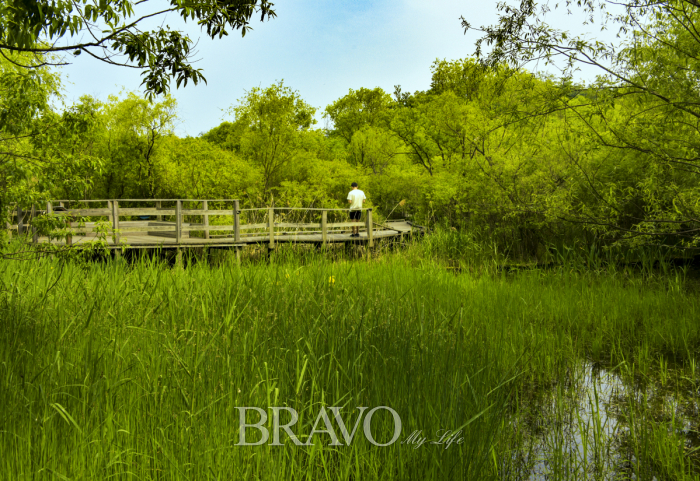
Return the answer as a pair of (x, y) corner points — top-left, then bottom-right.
(66, 219), (73, 246)
(268, 207), (275, 249)
(366, 209), (373, 247)
(176, 200), (182, 265)
(45, 202), (53, 246)
(176, 200), (182, 244)
(31, 205), (38, 244)
(112, 200), (120, 244)
(46, 201), (53, 219)
(17, 205), (23, 236)
(234, 200), (241, 243)
(106, 200), (113, 225)
(4, 204), (10, 238)
(156, 200), (163, 221)
(65, 203), (73, 246)
(59, 200), (66, 245)
(203, 200), (210, 240)
(321, 210), (328, 245)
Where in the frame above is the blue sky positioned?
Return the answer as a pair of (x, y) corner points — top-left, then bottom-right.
(60, 0), (621, 137)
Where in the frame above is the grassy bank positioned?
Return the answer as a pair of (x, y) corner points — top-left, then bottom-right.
(0, 248), (699, 480)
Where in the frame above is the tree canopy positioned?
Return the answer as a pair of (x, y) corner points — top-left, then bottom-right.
(4, 0), (700, 256)
(0, 0), (276, 97)
(461, 0), (700, 247)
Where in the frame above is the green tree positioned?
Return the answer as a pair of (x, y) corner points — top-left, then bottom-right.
(160, 136), (260, 200)
(324, 87), (393, 143)
(0, 51), (61, 236)
(348, 126), (402, 175)
(0, 0), (276, 97)
(95, 92), (178, 198)
(32, 95), (104, 200)
(469, 0), (700, 247)
(201, 121), (245, 151)
(429, 58), (493, 100)
(227, 81), (316, 191)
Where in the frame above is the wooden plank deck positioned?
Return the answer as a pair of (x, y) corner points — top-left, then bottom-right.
(8, 199), (423, 251)
(32, 221), (419, 249)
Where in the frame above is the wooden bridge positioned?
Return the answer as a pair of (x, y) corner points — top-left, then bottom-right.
(6, 199), (423, 252)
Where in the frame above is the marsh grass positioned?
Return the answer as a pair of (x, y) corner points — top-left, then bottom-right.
(1, 239), (699, 480)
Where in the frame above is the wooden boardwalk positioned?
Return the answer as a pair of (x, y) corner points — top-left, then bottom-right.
(7, 199), (423, 250)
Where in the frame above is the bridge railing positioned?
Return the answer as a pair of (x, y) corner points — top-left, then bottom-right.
(5, 199), (376, 247)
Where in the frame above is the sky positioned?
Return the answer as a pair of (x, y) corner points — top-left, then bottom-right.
(59, 0), (623, 137)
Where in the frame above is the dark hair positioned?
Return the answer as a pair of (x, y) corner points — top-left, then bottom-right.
(351, 182), (358, 187)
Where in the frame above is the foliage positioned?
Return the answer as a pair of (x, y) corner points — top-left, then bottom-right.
(225, 81), (317, 192)
(93, 92), (178, 199)
(160, 136), (260, 200)
(6, 11), (700, 257)
(0, 0), (276, 97)
(0, 51), (61, 238)
(0, 253), (698, 479)
(348, 126), (402, 175)
(33, 95), (104, 200)
(323, 87), (393, 142)
(465, 0), (700, 248)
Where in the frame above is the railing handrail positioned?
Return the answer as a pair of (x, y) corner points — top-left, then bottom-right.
(6, 199), (379, 248)
(239, 207), (372, 212)
(44, 199), (241, 203)
(11, 201), (371, 210)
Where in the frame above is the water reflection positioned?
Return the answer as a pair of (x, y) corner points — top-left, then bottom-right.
(508, 361), (697, 480)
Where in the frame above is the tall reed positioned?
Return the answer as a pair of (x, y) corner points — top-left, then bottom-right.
(0, 244), (698, 479)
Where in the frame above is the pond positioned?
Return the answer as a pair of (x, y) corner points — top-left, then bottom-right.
(509, 361), (698, 480)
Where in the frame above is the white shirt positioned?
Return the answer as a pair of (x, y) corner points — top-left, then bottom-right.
(347, 189), (366, 210)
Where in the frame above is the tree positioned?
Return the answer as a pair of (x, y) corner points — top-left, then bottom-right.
(0, 0), (276, 97)
(467, 0), (700, 248)
(201, 121), (245, 151)
(429, 58), (493, 101)
(324, 87), (393, 143)
(226, 81), (316, 191)
(160, 136), (260, 200)
(32, 95), (104, 200)
(1, 52), (109, 246)
(95, 92), (178, 198)
(390, 63), (560, 178)
(348, 126), (402, 175)
(0, 51), (61, 238)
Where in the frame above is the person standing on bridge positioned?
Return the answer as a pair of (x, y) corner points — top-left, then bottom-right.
(347, 182), (366, 237)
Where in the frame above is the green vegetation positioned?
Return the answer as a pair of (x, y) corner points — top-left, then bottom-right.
(2, 3), (699, 257)
(0, 0), (276, 97)
(5, 45), (700, 257)
(3, 0), (700, 479)
(1, 242), (698, 480)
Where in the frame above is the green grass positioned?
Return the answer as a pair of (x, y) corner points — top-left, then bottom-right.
(1, 244), (699, 480)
